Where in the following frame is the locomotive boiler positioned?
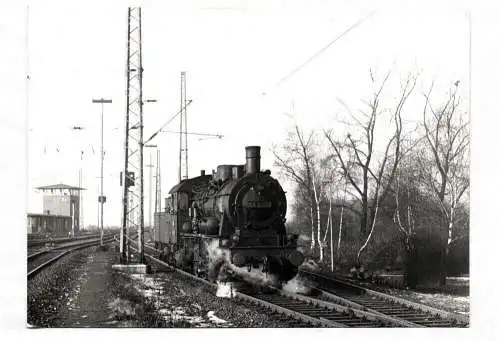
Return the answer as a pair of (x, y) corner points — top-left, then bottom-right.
(153, 146), (303, 282)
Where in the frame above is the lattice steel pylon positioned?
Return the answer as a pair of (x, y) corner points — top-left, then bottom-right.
(179, 71), (188, 181)
(121, 7), (145, 264)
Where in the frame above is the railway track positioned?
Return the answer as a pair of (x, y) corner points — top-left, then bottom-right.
(28, 236), (110, 258)
(28, 232), (114, 248)
(27, 236), (116, 280)
(125, 241), (413, 327)
(250, 292), (390, 327)
(299, 268), (469, 327)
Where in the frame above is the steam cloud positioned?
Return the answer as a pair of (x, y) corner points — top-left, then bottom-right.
(215, 281), (236, 298)
(204, 239), (280, 290)
(282, 276), (314, 295)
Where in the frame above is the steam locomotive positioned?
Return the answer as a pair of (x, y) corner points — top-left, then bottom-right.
(153, 146), (304, 282)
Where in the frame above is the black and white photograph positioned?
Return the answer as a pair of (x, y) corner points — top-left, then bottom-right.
(2, 0), (499, 336)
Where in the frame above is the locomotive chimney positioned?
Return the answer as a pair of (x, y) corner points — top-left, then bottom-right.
(200, 170), (205, 176)
(245, 146), (261, 174)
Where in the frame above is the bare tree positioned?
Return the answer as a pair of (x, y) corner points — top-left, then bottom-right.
(393, 170), (417, 249)
(319, 157), (345, 265)
(273, 125), (318, 251)
(392, 162), (419, 286)
(324, 72), (417, 264)
(420, 82), (470, 282)
(336, 175), (347, 264)
(311, 171), (323, 259)
(325, 184), (334, 269)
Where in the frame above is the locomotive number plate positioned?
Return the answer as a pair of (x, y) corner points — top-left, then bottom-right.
(246, 201), (272, 208)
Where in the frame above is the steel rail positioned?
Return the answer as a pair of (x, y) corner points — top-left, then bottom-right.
(277, 288), (420, 327)
(27, 236), (116, 280)
(28, 232), (114, 247)
(28, 236), (114, 261)
(300, 268), (469, 326)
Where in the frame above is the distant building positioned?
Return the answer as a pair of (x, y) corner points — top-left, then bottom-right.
(27, 213), (71, 236)
(27, 183), (85, 236)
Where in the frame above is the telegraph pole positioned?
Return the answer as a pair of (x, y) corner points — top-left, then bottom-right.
(96, 183), (100, 232)
(183, 73), (188, 180)
(77, 168), (81, 236)
(146, 153), (153, 229)
(80, 167), (84, 231)
(25, 6), (30, 226)
(178, 73), (183, 182)
(144, 145), (157, 229)
(71, 126), (86, 236)
(92, 98), (112, 246)
(143, 99), (157, 232)
(179, 71), (188, 181)
(155, 149), (161, 213)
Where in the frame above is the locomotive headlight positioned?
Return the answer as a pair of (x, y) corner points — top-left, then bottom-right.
(232, 252), (246, 267)
(288, 250), (304, 267)
(287, 234), (298, 245)
(231, 233), (240, 243)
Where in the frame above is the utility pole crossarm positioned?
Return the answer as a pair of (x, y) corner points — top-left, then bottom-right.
(160, 130), (223, 139)
(92, 98), (112, 104)
(144, 99), (193, 145)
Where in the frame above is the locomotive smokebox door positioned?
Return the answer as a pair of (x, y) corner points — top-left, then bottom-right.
(240, 188), (274, 230)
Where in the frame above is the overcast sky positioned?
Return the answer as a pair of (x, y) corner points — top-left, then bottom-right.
(2, 0), (473, 227)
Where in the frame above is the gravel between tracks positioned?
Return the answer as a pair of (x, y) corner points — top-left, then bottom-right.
(27, 246), (95, 327)
(28, 245), (170, 327)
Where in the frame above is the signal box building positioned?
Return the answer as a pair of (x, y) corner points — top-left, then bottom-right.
(27, 184), (85, 236)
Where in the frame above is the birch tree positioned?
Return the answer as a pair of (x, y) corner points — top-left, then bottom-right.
(273, 125), (318, 251)
(420, 82), (470, 283)
(323, 179), (339, 270)
(319, 158), (344, 265)
(326, 185), (334, 270)
(336, 176), (347, 264)
(392, 163), (419, 287)
(324, 72), (417, 264)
